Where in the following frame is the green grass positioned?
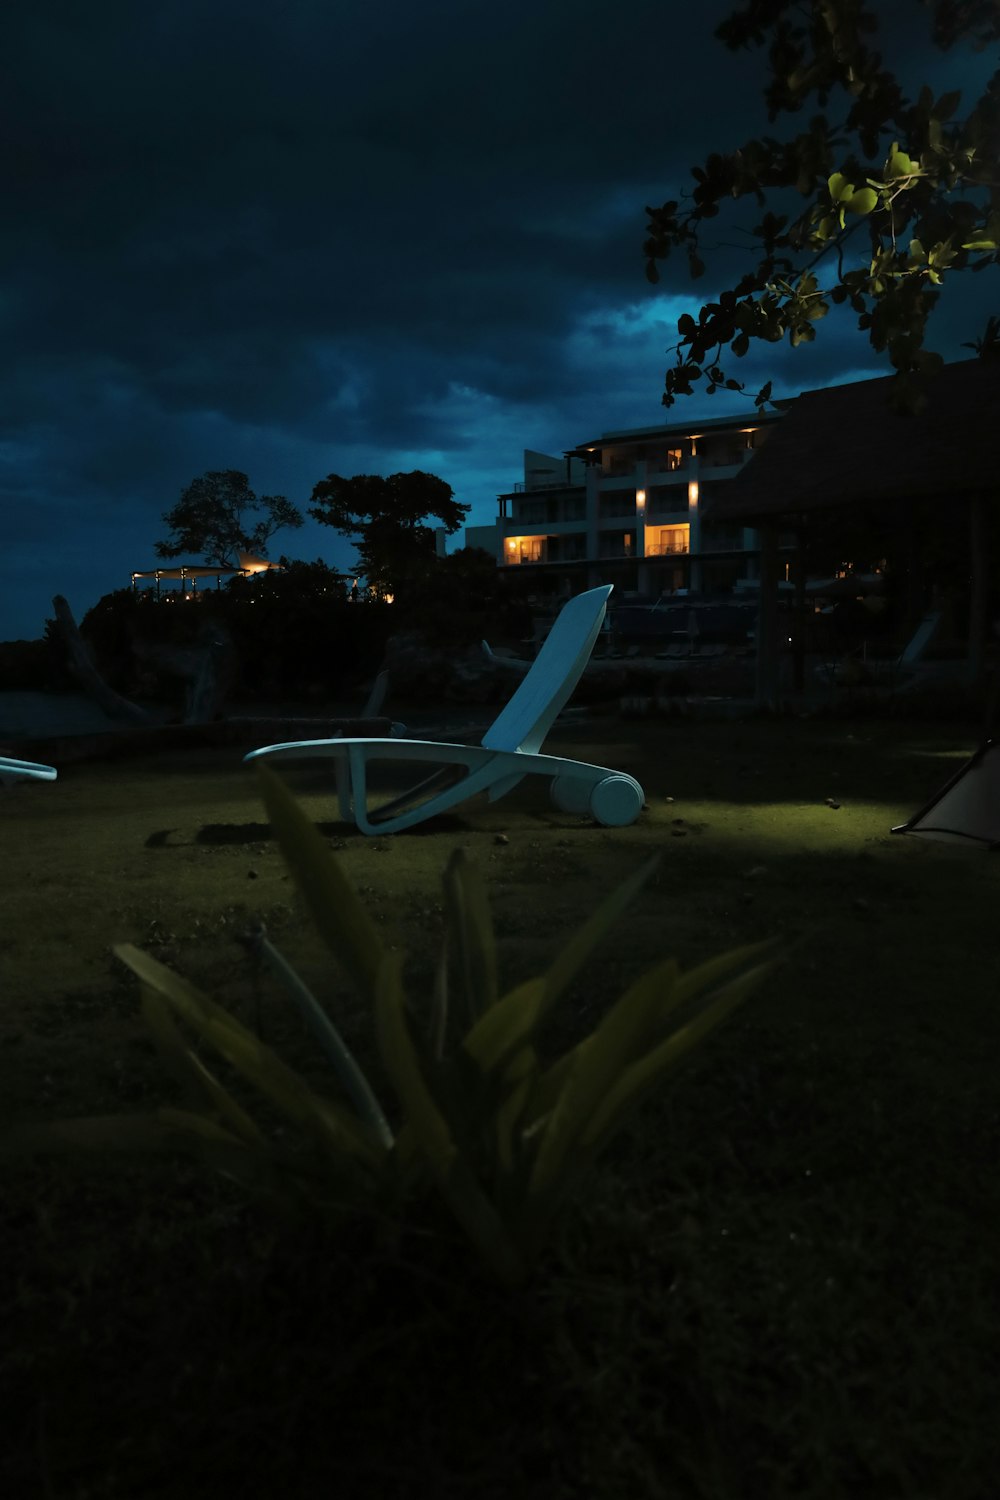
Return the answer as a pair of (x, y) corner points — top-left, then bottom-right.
(3, 714), (1000, 1497)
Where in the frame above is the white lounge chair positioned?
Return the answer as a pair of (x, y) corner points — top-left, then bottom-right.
(0, 757), (58, 786)
(244, 585), (645, 833)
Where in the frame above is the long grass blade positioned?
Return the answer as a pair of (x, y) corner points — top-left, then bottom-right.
(255, 932), (394, 1149)
(140, 985), (266, 1146)
(254, 762), (385, 1002)
(667, 937), (779, 1012)
(442, 850), (498, 1022)
(115, 943), (385, 1171)
(523, 958), (682, 1134)
(580, 956), (778, 1153)
(460, 977), (547, 1075)
(519, 956), (776, 1255)
(526, 957), (684, 1201)
(543, 854), (660, 1013)
(375, 952), (526, 1286)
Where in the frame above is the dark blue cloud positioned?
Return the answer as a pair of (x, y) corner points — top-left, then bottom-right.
(0, 0), (995, 637)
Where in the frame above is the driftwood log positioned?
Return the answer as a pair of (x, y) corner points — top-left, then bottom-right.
(51, 595), (153, 724)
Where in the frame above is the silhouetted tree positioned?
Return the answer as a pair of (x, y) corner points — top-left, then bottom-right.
(308, 471), (469, 600)
(155, 470), (303, 567)
(643, 0), (1000, 412)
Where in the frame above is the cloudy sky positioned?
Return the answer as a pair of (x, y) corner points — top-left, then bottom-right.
(2, 0), (996, 640)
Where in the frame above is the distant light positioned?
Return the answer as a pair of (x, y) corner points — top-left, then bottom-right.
(688, 481), (699, 506)
(636, 489), (646, 510)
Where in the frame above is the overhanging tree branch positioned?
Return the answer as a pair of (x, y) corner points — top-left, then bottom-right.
(644, 0), (1000, 413)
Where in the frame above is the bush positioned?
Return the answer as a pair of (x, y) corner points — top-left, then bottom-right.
(77, 565), (395, 704)
(3, 765), (778, 1288)
(0, 634), (74, 691)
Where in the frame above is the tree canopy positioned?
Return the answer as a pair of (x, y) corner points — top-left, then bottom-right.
(308, 470), (469, 599)
(643, 0), (1000, 412)
(155, 470), (303, 568)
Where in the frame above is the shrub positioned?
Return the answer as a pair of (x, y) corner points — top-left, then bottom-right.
(3, 766), (777, 1286)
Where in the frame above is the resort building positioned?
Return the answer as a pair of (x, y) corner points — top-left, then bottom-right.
(470, 410), (788, 600)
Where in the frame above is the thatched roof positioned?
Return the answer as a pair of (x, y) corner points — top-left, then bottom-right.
(712, 358), (1000, 523)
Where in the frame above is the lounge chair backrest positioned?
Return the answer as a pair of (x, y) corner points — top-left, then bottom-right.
(481, 585), (612, 755)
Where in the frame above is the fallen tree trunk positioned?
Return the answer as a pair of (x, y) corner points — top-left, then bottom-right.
(51, 596), (154, 724)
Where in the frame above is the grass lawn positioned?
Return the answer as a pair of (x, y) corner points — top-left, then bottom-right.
(2, 710), (1000, 1498)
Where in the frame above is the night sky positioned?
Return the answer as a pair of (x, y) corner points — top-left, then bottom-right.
(3, 0), (996, 640)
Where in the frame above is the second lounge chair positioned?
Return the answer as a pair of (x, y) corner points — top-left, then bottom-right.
(244, 585), (644, 833)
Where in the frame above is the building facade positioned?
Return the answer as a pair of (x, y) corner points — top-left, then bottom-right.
(474, 411), (788, 600)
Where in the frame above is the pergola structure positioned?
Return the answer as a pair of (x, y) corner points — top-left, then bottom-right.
(131, 551), (285, 596)
(711, 358), (1000, 706)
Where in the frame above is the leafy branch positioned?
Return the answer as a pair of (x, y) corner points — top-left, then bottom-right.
(644, 1), (1000, 412)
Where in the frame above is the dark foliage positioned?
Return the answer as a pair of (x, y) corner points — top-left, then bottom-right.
(78, 564), (391, 704)
(155, 470), (304, 568)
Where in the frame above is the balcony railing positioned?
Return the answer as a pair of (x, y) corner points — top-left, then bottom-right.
(512, 479), (580, 493)
(700, 449), (748, 468)
(645, 542), (689, 556)
(513, 507), (586, 526)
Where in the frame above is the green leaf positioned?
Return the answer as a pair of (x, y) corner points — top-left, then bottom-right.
(141, 985), (266, 1147)
(254, 934), (393, 1149)
(669, 937), (777, 1011)
(461, 856), (661, 1077)
(495, 1072), (533, 1175)
(885, 143), (918, 180)
(375, 952), (526, 1285)
(525, 956), (684, 1202)
(542, 855), (661, 1013)
(846, 187), (878, 215)
(460, 976), (547, 1076)
(961, 213), (999, 252)
(828, 172), (853, 202)
(581, 956), (777, 1155)
(375, 953), (455, 1171)
(254, 762), (384, 1002)
(518, 949), (778, 1256)
(932, 90), (962, 122)
(114, 943), (385, 1171)
(442, 850), (498, 1023)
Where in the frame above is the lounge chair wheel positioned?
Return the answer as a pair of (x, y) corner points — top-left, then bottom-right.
(550, 775), (593, 814)
(589, 774), (644, 828)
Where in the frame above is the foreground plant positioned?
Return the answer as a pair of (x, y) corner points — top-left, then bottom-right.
(4, 765), (778, 1285)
